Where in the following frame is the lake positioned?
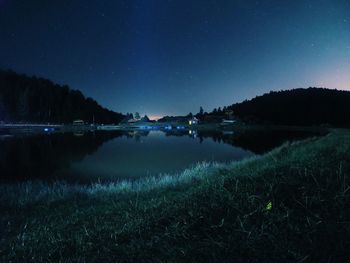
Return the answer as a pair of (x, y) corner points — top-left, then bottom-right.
(0, 128), (321, 184)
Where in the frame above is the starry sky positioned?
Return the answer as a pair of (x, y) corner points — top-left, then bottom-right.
(1, 0), (349, 118)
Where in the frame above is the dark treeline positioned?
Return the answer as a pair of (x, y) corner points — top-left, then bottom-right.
(0, 70), (124, 124)
(206, 88), (350, 127)
(157, 115), (191, 123)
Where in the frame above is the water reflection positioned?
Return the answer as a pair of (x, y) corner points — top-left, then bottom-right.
(0, 131), (123, 182)
(192, 129), (322, 154)
(165, 128), (321, 154)
(0, 129), (322, 183)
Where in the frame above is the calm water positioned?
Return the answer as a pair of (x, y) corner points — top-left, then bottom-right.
(0, 129), (320, 183)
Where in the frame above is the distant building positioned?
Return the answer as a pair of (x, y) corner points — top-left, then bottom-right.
(73, 120), (84, 125)
(127, 118), (138, 123)
(188, 117), (199, 125)
(221, 119), (236, 124)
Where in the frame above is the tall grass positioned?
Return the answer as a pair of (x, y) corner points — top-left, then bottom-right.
(0, 161), (236, 206)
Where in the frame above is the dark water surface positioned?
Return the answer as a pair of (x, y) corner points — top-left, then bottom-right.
(0, 128), (321, 183)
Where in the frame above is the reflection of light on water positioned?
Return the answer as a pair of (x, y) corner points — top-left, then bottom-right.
(44, 127), (55, 132)
(189, 130), (197, 138)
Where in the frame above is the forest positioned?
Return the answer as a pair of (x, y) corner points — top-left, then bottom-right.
(205, 88), (350, 127)
(0, 70), (124, 124)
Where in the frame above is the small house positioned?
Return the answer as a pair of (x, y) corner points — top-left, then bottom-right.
(127, 118), (138, 123)
(73, 120), (84, 125)
(188, 117), (199, 125)
(221, 119), (236, 125)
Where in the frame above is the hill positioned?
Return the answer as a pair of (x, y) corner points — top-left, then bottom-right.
(0, 70), (124, 124)
(227, 88), (350, 126)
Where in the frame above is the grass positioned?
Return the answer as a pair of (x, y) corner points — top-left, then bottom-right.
(0, 162), (225, 206)
(1, 130), (350, 262)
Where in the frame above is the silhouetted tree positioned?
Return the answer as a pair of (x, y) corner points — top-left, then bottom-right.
(0, 94), (6, 121)
(17, 88), (29, 121)
(134, 112), (140, 120)
(0, 69), (125, 124)
(199, 106), (204, 116)
(141, 115), (150, 122)
(227, 88), (350, 127)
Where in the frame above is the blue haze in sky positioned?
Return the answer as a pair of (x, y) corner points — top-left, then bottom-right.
(0, 0), (349, 117)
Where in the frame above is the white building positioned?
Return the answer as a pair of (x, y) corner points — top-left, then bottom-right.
(188, 117), (199, 125)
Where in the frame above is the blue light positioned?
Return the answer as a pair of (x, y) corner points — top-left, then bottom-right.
(44, 127), (55, 132)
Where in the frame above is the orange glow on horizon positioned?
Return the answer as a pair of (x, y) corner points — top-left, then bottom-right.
(148, 115), (163, 121)
(316, 68), (350, 91)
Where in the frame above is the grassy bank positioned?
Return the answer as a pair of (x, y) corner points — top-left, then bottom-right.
(1, 131), (350, 262)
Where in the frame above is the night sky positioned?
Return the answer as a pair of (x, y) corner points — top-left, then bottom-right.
(1, 0), (349, 118)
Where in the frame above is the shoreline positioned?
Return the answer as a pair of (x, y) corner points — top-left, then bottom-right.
(0, 122), (332, 134)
